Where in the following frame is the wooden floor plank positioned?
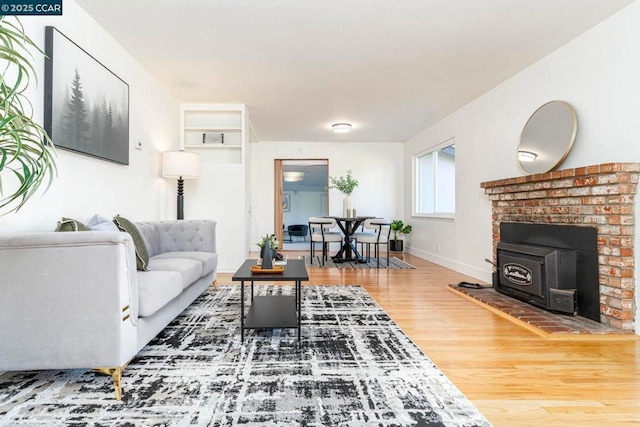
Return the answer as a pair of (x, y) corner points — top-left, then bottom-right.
(219, 252), (640, 426)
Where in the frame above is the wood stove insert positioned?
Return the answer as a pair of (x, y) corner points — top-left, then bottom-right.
(498, 222), (599, 322)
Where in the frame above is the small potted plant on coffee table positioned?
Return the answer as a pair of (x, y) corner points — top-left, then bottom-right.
(257, 234), (280, 259)
(390, 220), (412, 252)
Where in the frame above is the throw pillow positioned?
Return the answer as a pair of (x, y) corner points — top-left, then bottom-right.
(113, 215), (150, 271)
(55, 217), (90, 232)
(87, 214), (120, 231)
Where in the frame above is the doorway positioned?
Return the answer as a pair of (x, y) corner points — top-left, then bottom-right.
(274, 159), (329, 250)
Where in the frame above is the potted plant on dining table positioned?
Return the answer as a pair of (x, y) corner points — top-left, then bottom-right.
(328, 169), (359, 217)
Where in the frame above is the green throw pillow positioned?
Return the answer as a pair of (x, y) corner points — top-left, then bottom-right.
(55, 217), (90, 232)
(113, 215), (149, 271)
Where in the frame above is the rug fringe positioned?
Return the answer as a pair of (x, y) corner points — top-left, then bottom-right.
(300, 255), (415, 269)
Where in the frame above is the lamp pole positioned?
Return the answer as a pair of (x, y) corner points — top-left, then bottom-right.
(177, 176), (185, 220)
(161, 150), (201, 221)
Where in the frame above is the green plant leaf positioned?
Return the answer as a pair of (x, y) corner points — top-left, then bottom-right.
(0, 16), (57, 215)
(390, 220), (411, 240)
(328, 169), (359, 196)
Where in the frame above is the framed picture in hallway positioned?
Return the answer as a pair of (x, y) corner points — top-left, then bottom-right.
(44, 26), (130, 165)
(283, 194), (290, 212)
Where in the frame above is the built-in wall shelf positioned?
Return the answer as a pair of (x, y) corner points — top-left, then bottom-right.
(184, 144), (242, 149)
(179, 103), (251, 272)
(180, 104), (247, 164)
(183, 127), (242, 131)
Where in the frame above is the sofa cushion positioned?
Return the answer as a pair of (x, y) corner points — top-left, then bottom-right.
(147, 257), (203, 290)
(155, 221), (217, 253)
(113, 215), (150, 271)
(87, 214), (119, 232)
(131, 220), (217, 259)
(55, 217), (90, 232)
(136, 222), (161, 258)
(137, 270), (183, 317)
(152, 251), (217, 277)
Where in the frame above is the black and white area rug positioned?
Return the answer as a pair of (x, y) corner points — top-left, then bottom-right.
(0, 285), (489, 426)
(303, 255), (416, 269)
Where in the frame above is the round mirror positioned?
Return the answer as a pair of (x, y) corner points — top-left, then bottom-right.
(518, 100), (577, 174)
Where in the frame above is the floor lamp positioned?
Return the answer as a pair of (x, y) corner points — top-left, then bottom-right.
(162, 150), (201, 220)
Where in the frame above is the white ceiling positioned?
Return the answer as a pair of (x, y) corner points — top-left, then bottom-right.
(76, 0), (636, 142)
(283, 161), (328, 192)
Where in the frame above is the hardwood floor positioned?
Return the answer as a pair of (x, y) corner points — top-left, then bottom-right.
(219, 252), (640, 426)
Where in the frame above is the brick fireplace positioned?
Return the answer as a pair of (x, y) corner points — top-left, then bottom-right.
(481, 163), (639, 331)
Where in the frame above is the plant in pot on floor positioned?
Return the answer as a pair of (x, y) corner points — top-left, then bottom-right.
(390, 220), (412, 252)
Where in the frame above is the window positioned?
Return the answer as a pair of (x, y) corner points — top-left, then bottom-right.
(413, 140), (455, 218)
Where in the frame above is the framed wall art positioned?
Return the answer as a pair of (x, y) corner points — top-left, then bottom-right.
(282, 194), (290, 212)
(202, 132), (224, 145)
(44, 26), (130, 165)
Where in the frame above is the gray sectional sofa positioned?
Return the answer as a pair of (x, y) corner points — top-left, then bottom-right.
(0, 219), (217, 399)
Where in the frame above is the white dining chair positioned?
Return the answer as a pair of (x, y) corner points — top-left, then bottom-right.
(353, 218), (392, 267)
(308, 217), (343, 266)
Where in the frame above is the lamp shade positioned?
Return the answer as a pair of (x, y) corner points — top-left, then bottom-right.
(162, 151), (201, 178)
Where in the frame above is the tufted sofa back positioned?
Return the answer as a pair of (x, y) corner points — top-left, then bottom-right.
(136, 220), (217, 258)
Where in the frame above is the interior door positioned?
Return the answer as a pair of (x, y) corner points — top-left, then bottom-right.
(274, 160), (284, 246)
(275, 159), (329, 249)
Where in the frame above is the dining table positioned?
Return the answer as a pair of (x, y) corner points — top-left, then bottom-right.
(328, 216), (374, 263)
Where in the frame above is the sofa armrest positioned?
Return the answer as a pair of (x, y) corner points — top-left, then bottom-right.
(0, 231), (138, 371)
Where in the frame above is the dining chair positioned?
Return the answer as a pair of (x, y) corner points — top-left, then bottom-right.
(308, 217), (343, 266)
(353, 218), (392, 267)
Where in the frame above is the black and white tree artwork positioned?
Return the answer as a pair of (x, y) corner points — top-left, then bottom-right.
(45, 27), (129, 165)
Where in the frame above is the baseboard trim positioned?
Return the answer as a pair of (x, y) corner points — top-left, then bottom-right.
(406, 246), (492, 283)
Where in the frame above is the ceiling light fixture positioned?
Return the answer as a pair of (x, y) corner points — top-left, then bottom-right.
(332, 123), (352, 133)
(518, 150), (538, 162)
(284, 171), (305, 182)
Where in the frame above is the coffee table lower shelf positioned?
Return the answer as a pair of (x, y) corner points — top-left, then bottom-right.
(244, 295), (298, 329)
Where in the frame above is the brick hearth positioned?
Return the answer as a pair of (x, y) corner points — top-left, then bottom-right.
(448, 284), (634, 338)
(481, 163), (639, 331)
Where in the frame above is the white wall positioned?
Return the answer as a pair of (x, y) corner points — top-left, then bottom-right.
(187, 160), (246, 271)
(284, 191), (327, 228)
(0, 0), (179, 233)
(251, 141), (404, 250)
(404, 1), (640, 328)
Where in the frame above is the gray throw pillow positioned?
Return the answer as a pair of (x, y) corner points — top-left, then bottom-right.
(55, 217), (90, 232)
(87, 214), (120, 231)
(113, 215), (150, 271)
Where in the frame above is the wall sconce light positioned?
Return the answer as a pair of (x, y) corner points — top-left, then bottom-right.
(162, 150), (201, 220)
(518, 150), (538, 162)
(332, 123), (352, 133)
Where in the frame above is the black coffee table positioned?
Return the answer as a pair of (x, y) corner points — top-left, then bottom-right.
(231, 259), (309, 342)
